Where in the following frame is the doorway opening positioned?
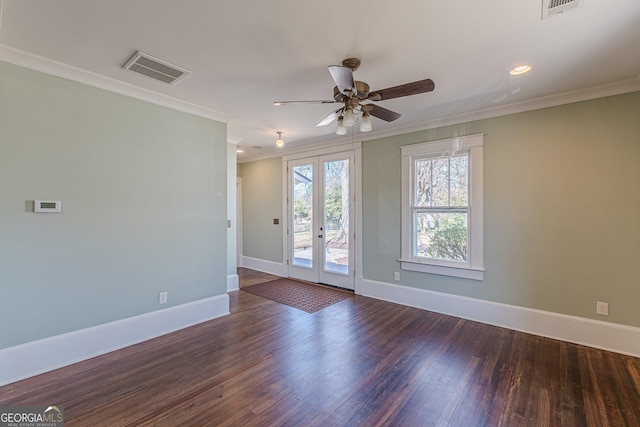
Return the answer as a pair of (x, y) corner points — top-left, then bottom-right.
(285, 150), (357, 290)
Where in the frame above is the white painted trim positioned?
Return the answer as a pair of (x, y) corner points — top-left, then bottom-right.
(241, 256), (286, 277)
(238, 78), (640, 164)
(281, 159), (290, 278)
(227, 274), (239, 292)
(354, 143), (363, 296)
(227, 136), (242, 145)
(282, 143), (362, 290)
(0, 1), (5, 33)
(361, 278), (640, 357)
(236, 177), (243, 268)
(400, 133), (484, 157)
(0, 44), (233, 123)
(401, 134), (484, 277)
(0, 294), (230, 386)
(282, 141), (362, 162)
(400, 261), (484, 280)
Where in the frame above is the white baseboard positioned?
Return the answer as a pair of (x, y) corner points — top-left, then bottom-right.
(361, 278), (640, 358)
(354, 275), (365, 295)
(241, 256), (286, 277)
(227, 274), (239, 292)
(0, 294), (230, 387)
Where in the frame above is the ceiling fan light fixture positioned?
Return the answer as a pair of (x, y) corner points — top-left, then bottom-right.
(360, 112), (372, 132)
(343, 108), (356, 126)
(275, 131), (285, 148)
(336, 116), (347, 135)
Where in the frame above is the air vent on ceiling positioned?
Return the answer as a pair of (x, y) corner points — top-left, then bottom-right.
(123, 51), (190, 85)
(542, 0), (584, 19)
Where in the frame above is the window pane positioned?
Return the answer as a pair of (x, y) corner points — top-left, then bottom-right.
(431, 158), (450, 206)
(449, 155), (468, 206)
(415, 159), (432, 206)
(415, 211), (468, 262)
(323, 159), (349, 275)
(292, 164), (313, 268)
(415, 155), (468, 208)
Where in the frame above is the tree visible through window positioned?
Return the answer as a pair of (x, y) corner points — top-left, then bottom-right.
(401, 134), (484, 280)
(414, 155), (469, 262)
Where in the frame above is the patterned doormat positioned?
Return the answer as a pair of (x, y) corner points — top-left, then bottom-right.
(242, 278), (353, 313)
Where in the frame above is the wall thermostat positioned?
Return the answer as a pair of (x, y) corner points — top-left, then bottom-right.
(34, 200), (62, 213)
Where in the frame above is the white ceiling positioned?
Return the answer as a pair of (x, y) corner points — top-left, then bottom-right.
(1, 0), (639, 161)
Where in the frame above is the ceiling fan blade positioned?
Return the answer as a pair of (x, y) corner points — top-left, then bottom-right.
(366, 104), (401, 122)
(316, 108), (343, 126)
(274, 100), (338, 106)
(371, 78), (435, 101)
(328, 65), (356, 95)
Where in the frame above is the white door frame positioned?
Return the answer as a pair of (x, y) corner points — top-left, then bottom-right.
(236, 177), (243, 268)
(282, 141), (363, 294)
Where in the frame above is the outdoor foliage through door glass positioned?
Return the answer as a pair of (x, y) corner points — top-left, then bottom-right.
(293, 164), (313, 267)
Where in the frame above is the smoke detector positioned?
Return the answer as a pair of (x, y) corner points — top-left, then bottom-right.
(542, 0), (584, 19)
(123, 51), (190, 85)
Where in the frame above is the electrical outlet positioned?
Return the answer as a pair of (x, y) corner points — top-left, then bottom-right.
(159, 292), (168, 305)
(596, 301), (608, 316)
(394, 272), (400, 281)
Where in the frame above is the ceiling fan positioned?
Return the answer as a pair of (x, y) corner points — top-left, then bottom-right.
(274, 58), (435, 135)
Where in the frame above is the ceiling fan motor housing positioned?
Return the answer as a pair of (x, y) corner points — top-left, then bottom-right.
(333, 81), (370, 101)
(276, 57), (434, 127)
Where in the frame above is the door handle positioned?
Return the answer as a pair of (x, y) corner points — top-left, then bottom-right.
(318, 234), (323, 238)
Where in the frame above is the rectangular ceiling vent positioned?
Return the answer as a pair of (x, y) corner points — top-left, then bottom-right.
(123, 51), (190, 85)
(542, 0), (584, 19)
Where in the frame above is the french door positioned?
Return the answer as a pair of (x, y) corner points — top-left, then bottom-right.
(287, 152), (355, 289)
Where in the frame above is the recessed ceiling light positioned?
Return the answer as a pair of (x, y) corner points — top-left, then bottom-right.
(510, 65), (532, 76)
(236, 148), (244, 153)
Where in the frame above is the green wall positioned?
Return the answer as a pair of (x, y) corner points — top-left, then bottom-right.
(240, 92), (640, 328)
(363, 92), (640, 327)
(0, 61), (228, 349)
(227, 144), (237, 276)
(238, 157), (283, 262)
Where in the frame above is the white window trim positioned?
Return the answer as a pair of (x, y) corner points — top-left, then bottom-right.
(400, 134), (484, 281)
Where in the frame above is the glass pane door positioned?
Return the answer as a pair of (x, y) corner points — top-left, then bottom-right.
(323, 159), (349, 275)
(287, 152), (354, 289)
(292, 163), (314, 269)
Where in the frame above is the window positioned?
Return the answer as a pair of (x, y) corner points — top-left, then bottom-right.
(401, 134), (484, 280)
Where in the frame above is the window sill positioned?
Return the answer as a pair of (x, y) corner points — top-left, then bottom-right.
(399, 259), (484, 281)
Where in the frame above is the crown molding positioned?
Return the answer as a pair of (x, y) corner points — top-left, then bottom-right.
(2, 42), (637, 159)
(377, 77), (640, 138)
(0, 44), (234, 123)
(352, 77), (640, 145)
(238, 135), (359, 163)
(227, 136), (242, 145)
(238, 77), (640, 163)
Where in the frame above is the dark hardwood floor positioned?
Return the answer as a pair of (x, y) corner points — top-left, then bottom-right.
(237, 267), (281, 288)
(1, 269), (639, 426)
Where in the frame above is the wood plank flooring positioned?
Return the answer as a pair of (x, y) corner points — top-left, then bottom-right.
(1, 269), (639, 426)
